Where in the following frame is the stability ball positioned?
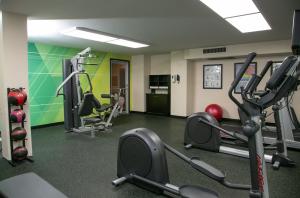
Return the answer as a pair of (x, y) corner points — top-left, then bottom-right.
(205, 104), (223, 121)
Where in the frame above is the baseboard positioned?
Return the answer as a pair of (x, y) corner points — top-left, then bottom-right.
(31, 122), (64, 129)
(130, 111), (146, 114)
(170, 115), (187, 119)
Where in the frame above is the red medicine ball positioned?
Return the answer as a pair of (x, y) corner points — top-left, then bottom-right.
(12, 146), (28, 161)
(205, 104), (223, 121)
(20, 89), (27, 104)
(10, 109), (26, 123)
(8, 89), (27, 106)
(11, 127), (27, 141)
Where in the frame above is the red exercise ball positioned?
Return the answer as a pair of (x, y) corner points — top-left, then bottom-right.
(10, 109), (26, 123)
(205, 104), (223, 121)
(11, 127), (27, 141)
(12, 146), (28, 161)
(20, 89), (27, 104)
(8, 88), (27, 106)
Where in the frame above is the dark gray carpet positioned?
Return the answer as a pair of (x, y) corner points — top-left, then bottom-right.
(0, 113), (300, 198)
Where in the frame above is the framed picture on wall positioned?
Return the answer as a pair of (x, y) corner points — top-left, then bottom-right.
(270, 61), (282, 75)
(203, 64), (223, 89)
(234, 62), (257, 93)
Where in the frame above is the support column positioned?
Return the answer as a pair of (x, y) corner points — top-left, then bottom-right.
(0, 11), (32, 161)
(170, 51), (189, 117)
(131, 55), (150, 112)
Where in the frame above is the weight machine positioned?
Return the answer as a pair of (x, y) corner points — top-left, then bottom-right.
(56, 48), (118, 136)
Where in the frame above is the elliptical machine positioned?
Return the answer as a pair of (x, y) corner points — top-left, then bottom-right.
(184, 54), (299, 170)
(112, 128), (250, 198)
(112, 52), (299, 197)
(184, 10), (300, 170)
(184, 56), (297, 169)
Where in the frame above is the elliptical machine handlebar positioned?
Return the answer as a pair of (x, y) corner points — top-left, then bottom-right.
(260, 61), (273, 79)
(228, 52), (256, 117)
(245, 60), (273, 96)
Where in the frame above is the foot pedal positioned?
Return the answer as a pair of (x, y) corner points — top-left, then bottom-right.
(273, 161), (280, 170)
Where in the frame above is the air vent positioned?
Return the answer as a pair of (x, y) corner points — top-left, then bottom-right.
(203, 47), (226, 54)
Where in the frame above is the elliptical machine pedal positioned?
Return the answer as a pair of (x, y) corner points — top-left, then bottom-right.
(271, 153), (295, 170)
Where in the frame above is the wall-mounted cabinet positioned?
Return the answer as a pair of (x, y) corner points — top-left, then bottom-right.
(147, 75), (170, 115)
(149, 75), (170, 89)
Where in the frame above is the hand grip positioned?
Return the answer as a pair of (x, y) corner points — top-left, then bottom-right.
(230, 52), (256, 91)
(260, 61), (273, 77)
(247, 61), (273, 94)
(228, 52), (256, 117)
(190, 157), (225, 182)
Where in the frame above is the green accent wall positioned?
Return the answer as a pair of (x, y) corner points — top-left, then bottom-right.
(28, 42), (131, 126)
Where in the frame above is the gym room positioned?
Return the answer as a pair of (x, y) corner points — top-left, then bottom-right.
(0, 0), (299, 198)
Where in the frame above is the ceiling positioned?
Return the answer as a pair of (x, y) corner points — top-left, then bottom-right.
(0, 0), (299, 54)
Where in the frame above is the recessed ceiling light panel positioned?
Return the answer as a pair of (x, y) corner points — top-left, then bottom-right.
(199, 0), (259, 18)
(61, 27), (149, 48)
(107, 39), (149, 48)
(61, 27), (117, 42)
(226, 13), (271, 33)
(28, 20), (60, 37)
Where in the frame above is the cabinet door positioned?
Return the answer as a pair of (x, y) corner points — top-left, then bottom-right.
(146, 94), (170, 115)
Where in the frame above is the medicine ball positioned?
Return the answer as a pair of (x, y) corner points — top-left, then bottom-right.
(205, 104), (223, 121)
(20, 89), (27, 104)
(10, 109), (26, 123)
(11, 127), (27, 141)
(8, 89), (27, 106)
(12, 146), (28, 161)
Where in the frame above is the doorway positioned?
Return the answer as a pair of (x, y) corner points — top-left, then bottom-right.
(110, 59), (130, 114)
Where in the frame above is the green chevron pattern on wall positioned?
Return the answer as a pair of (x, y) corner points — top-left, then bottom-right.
(28, 42), (131, 126)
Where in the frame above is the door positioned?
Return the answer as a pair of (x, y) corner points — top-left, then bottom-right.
(110, 59), (130, 114)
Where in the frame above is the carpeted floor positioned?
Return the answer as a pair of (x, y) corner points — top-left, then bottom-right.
(0, 113), (299, 198)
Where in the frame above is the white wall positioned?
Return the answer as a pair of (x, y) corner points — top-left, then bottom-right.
(150, 54), (170, 74)
(183, 40), (300, 120)
(170, 51), (189, 116)
(186, 60), (194, 116)
(130, 40), (300, 120)
(190, 55), (291, 121)
(131, 53), (170, 112)
(184, 40), (291, 59)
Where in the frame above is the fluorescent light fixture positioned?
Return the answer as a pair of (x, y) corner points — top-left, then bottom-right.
(199, 0), (271, 33)
(61, 27), (117, 42)
(28, 20), (60, 37)
(61, 27), (149, 48)
(107, 39), (149, 48)
(226, 13), (271, 33)
(199, 0), (259, 18)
